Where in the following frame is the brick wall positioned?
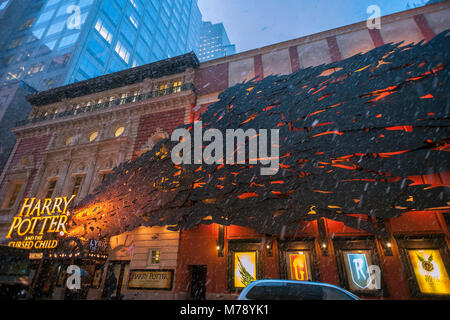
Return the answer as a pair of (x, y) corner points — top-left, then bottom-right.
(132, 108), (187, 159)
(195, 2), (450, 98)
(1, 134), (52, 196)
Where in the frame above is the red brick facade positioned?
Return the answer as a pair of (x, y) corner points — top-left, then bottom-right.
(133, 108), (187, 159)
(6, 135), (51, 195)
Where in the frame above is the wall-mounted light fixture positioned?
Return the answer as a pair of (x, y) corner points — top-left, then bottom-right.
(217, 225), (224, 257)
(265, 236), (273, 257)
(375, 217), (393, 256)
(317, 218), (329, 256)
(379, 236), (394, 256)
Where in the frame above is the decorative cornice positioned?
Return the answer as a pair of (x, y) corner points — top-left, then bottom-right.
(13, 89), (195, 136)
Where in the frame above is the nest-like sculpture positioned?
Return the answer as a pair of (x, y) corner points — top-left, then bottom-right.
(68, 30), (450, 240)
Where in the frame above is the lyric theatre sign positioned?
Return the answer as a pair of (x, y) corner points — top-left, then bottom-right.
(5, 196), (74, 249)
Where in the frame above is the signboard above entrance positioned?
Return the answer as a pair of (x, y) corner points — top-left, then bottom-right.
(5, 196), (74, 250)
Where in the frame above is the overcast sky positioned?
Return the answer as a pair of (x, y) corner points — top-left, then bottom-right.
(197, 0), (429, 53)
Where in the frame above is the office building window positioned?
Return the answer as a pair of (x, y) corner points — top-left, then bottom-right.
(4, 55), (15, 65)
(27, 62), (46, 76)
(94, 19), (113, 44)
(87, 38), (107, 64)
(79, 0), (94, 8)
(45, 180), (57, 198)
(19, 17), (36, 30)
(44, 0), (61, 8)
(46, 20), (65, 36)
(0, 95), (8, 104)
(27, 28), (46, 43)
(8, 36), (25, 49)
(59, 32), (79, 49)
(79, 58), (101, 78)
(35, 9), (55, 26)
(5, 67), (25, 81)
(114, 41), (130, 63)
(15, 51), (31, 63)
(129, 0), (138, 10)
(50, 53), (71, 69)
(102, 1), (120, 25)
(44, 78), (58, 88)
(120, 21), (136, 45)
(128, 7), (139, 29)
(0, 0), (9, 11)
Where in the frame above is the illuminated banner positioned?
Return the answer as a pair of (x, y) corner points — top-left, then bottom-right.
(347, 253), (371, 289)
(289, 253), (309, 281)
(234, 252), (256, 288)
(342, 250), (380, 291)
(128, 270), (174, 290)
(408, 249), (450, 295)
(5, 196), (74, 250)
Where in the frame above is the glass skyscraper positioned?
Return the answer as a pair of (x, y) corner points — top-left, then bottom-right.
(198, 21), (235, 62)
(0, 0), (202, 173)
(0, 0), (202, 91)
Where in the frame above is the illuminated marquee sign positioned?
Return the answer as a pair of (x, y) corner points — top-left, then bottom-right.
(288, 253), (310, 281)
(408, 249), (450, 295)
(5, 196), (74, 250)
(234, 252), (257, 288)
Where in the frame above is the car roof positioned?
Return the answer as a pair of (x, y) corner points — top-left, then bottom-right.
(240, 279), (360, 300)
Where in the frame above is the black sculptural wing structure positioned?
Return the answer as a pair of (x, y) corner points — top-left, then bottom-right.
(69, 30), (450, 240)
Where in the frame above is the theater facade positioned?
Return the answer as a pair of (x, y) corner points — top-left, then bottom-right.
(0, 2), (449, 300)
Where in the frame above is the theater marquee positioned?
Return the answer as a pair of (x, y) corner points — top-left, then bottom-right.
(5, 196), (74, 250)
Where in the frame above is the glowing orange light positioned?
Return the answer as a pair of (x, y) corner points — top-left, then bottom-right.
(312, 131), (343, 138)
(237, 193), (259, 199)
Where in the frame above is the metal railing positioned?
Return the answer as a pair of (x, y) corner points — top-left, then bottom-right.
(16, 83), (195, 127)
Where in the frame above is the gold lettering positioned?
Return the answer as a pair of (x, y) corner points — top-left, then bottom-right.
(17, 219), (32, 236)
(41, 198), (53, 216)
(56, 215), (68, 233)
(28, 217), (40, 234)
(51, 198), (63, 214)
(49, 240), (58, 249)
(6, 217), (22, 238)
(19, 198), (35, 217)
(47, 216), (59, 232)
(29, 199), (42, 216)
(38, 216), (52, 235)
(62, 195), (76, 214)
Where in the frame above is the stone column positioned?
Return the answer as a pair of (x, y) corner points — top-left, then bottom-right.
(53, 154), (71, 197)
(78, 148), (98, 200)
(27, 157), (48, 198)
